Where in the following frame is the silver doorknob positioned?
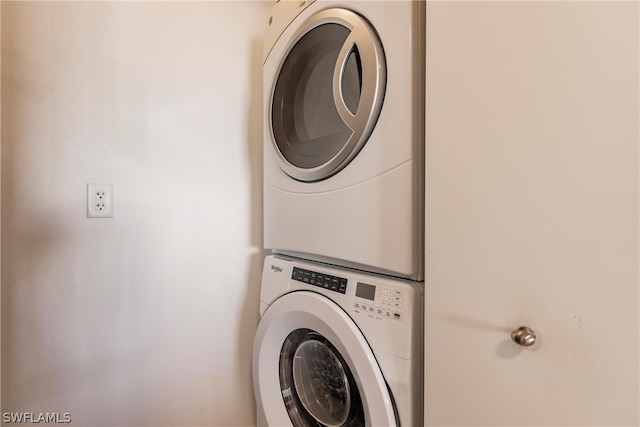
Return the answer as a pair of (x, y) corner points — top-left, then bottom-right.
(511, 326), (537, 346)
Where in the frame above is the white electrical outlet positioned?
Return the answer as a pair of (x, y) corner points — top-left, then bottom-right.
(87, 183), (114, 218)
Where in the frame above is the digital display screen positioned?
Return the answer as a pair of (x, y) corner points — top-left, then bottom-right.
(355, 282), (376, 301)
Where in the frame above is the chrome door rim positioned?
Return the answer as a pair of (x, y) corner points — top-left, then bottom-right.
(268, 8), (386, 182)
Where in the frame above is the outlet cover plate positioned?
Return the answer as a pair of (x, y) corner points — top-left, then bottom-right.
(87, 183), (114, 218)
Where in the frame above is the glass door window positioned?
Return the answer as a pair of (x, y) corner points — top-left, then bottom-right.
(270, 9), (386, 182)
(279, 329), (365, 426)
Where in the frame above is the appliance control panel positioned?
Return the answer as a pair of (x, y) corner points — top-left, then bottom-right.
(353, 282), (404, 321)
(291, 266), (347, 294)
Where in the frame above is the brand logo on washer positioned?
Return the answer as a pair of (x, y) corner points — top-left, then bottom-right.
(271, 265), (283, 273)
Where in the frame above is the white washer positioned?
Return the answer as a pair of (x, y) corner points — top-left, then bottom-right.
(253, 255), (423, 426)
(263, 0), (425, 280)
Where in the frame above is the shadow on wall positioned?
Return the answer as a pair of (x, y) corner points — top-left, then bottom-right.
(237, 35), (271, 422)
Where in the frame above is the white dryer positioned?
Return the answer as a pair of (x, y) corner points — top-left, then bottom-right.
(263, 0), (425, 280)
(253, 255), (423, 426)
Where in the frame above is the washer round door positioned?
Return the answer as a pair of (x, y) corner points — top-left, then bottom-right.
(267, 8), (386, 182)
(253, 291), (398, 426)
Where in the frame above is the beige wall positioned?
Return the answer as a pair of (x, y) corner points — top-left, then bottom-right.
(0, 0), (3, 412)
(1, 2), (270, 425)
(425, 2), (639, 425)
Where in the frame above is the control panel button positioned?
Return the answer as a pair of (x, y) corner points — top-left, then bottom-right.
(291, 267), (347, 294)
(353, 284), (405, 321)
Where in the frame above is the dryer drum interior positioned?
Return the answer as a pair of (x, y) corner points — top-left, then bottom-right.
(270, 9), (386, 182)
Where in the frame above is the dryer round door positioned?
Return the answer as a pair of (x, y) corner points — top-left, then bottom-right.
(267, 8), (386, 182)
(253, 291), (398, 426)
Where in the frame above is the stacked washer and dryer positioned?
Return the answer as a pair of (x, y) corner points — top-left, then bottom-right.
(253, 1), (425, 426)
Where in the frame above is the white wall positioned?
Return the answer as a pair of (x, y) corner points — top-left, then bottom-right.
(1, 2), (270, 425)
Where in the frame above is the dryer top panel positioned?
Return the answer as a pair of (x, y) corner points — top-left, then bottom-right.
(264, 0), (316, 62)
